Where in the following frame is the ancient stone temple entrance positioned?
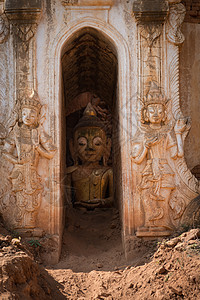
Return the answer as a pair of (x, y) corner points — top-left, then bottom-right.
(60, 27), (120, 256)
(1, 0), (199, 267)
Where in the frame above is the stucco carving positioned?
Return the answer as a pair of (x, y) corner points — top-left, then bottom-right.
(131, 82), (192, 236)
(138, 23), (163, 98)
(169, 48), (199, 194)
(2, 91), (57, 235)
(5, 2), (42, 110)
(11, 22), (38, 100)
(167, 1), (186, 45)
(131, 0), (200, 239)
(0, 1), (9, 43)
(0, 49), (9, 129)
(0, 13), (9, 43)
(139, 25), (162, 48)
(61, 0), (114, 6)
(12, 23), (37, 51)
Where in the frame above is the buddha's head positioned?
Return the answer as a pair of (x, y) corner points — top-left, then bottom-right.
(21, 91), (42, 127)
(141, 82), (167, 128)
(70, 103), (111, 166)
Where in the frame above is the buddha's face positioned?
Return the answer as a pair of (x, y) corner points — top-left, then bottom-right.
(22, 107), (38, 127)
(146, 104), (165, 124)
(74, 127), (107, 164)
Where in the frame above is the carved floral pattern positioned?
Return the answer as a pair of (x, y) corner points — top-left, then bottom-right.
(12, 23), (37, 52)
(138, 24), (163, 97)
(139, 24), (162, 48)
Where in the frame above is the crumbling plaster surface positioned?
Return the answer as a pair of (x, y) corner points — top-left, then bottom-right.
(180, 22), (200, 170)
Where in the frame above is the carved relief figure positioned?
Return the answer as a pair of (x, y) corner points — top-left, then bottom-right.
(167, 0), (186, 45)
(67, 103), (113, 210)
(2, 91), (56, 232)
(131, 82), (189, 236)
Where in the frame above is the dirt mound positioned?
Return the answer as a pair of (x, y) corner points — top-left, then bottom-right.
(0, 211), (200, 299)
(0, 219), (64, 300)
(47, 228), (200, 300)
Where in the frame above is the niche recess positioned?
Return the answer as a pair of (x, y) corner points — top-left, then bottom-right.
(61, 27), (119, 230)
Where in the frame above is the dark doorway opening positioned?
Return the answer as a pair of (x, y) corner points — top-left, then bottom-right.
(60, 27), (122, 269)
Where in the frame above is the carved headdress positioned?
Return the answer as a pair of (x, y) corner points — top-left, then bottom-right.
(143, 82), (167, 107)
(141, 82), (168, 124)
(74, 102), (106, 132)
(21, 90), (42, 113)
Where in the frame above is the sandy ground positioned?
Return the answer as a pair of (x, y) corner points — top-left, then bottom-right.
(0, 210), (200, 299)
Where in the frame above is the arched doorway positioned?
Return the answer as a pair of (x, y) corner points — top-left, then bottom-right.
(60, 27), (121, 261)
(47, 19), (132, 263)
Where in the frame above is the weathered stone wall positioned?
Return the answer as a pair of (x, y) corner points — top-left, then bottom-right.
(182, 0), (200, 23)
(180, 22), (200, 171)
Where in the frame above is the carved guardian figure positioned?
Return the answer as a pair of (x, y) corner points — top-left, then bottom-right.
(131, 82), (189, 236)
(2, 91), (56, 233)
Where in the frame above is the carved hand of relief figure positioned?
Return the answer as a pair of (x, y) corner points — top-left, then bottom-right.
(32, 128), (40, 147)
(131, 140), (147, 164)
(34, 125), (57, 159)
(2, 136), (18, 164)
(174, 117), (191, 158)
(145, 136), (159, 148)
(174, 118), (187, 133)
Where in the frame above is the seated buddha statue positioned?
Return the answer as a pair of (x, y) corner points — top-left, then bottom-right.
(66, 103), (113, 209)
